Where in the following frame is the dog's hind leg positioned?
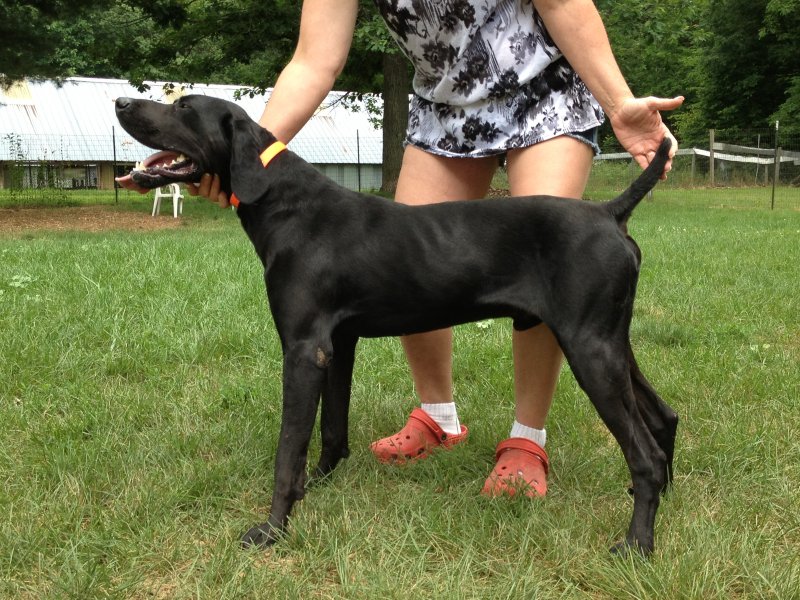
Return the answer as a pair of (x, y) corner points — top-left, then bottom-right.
(241, 339), (329, 548)
(312, 333), (358, 483)
(627, 345), (678, 490)
(560, 333), (668, 555)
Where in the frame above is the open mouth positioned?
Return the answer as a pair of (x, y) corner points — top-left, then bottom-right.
(116, 149), (202, 189)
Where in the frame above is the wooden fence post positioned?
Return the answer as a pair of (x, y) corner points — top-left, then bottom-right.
(771, 121), (779, 210)
(709, 129), (715, 186)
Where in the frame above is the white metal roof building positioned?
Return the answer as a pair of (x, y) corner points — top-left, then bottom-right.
(0, 77), (383, 191)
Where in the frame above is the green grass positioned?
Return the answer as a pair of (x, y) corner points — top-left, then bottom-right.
(1, 197), (799, 599)
(0, 188), (124, 208)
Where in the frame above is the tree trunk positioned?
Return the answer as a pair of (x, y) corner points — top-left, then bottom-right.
(380, 52), (411, 196)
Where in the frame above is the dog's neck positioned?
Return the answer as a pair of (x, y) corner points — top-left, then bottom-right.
(229, 140), (287, 208)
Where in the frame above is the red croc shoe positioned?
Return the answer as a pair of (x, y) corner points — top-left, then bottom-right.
(370, 407), (468, 465)
(481, 437), (549, 498)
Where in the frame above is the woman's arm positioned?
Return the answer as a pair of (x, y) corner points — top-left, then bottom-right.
(533, 0), (684, 172)
(534, 0), (632, 116)
(259, 0), (359, 142)
(190, 0), (359, 204)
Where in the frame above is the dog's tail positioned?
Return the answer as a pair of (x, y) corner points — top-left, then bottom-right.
(604, 138), (672, 223)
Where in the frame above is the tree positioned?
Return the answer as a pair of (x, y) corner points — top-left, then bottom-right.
(377, 53), (411, 195)
(2, 1), (411, 192)
(698, 0), (799, 131)
(763, 0), (800, 133)
(597, 0), (707, 146)
(130, 0), (302, 88)
(0, 0), (187, 86)
(351, 8), (411, 194)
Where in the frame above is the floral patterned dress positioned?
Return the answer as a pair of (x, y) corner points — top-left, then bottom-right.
(373, 0), (604, 157)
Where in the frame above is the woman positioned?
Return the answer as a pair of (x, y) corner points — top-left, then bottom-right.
(189, 0), (683, 497)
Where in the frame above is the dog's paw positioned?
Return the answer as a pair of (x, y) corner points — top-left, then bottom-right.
(241, 523), (282, 549)
(306, 466), (333, 489)
(609, 539), (652, 558)
(308, 448), (349, 486)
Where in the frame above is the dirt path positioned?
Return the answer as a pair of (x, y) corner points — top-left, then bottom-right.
(0, 206), (183, 234)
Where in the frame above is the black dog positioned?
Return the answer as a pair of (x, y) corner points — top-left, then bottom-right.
(115, 94), (678, 555)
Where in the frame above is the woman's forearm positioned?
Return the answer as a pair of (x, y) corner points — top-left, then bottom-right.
(533, 0), (633, 120)
(259, 61), (339, 143)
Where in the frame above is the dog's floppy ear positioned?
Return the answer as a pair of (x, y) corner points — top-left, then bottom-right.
(229, 118), (273, 205)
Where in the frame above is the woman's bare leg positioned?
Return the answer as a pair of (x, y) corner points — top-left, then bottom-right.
(480, 135), (594, 497)
(505, 135), (594, 429)
(394, 145), (497, 406)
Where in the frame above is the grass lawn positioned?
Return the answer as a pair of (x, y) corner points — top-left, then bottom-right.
(0, 195), (798, 599)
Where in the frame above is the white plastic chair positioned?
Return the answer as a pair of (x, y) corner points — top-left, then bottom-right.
(152, 183), (184, 218)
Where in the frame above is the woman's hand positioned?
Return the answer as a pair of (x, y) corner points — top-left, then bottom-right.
(608, 96), (685, 178)
(185, 173), (230, 208)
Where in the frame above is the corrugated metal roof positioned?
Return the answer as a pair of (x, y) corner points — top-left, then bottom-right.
(0, 77), (382, 164)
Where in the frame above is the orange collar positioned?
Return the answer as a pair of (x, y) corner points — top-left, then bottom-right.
(229, 141), (287, 208)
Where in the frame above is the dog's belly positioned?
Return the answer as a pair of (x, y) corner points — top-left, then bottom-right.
(339, 299), (542, 338)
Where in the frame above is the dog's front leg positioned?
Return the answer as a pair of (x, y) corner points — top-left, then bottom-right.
(241, 341), (328, 548)
(312, 334), (358, 483)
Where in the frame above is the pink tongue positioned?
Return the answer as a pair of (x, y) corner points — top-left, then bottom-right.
(143, 150), (179, 167)
(114, 173), (149, 193)
(114, 150), (180, 192)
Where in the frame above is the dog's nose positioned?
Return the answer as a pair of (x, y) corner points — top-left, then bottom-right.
(115, 97), (131, 111)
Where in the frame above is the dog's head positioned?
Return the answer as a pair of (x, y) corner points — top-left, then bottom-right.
(115, 95), (273, 204)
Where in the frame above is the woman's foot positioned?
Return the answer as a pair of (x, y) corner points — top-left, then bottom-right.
(370, 408), (468, 464)
(481, 437), (549, 497)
